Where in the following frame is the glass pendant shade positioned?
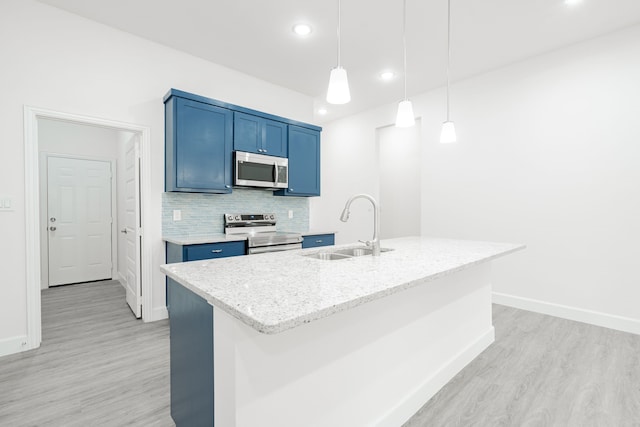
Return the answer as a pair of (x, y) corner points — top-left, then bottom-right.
(440, 121), (457, 143)
(326, 66), (351, 104)
(395, 100), (415, 127)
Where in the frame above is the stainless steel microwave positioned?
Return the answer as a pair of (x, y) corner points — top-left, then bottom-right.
(234, 151), (288, 189)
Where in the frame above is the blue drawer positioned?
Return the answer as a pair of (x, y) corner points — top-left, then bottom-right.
(302, 234), (335, 249)
(185, 241), (246, 261)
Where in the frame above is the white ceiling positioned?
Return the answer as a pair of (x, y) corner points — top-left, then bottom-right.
(37, 0), (640, 123)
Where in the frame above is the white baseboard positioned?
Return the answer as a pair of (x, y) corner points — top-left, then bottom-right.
(376, 327), (495, 427)
(0, 335), (31, 358)
(146, 305), (168, 322)
(493, 292), (640, 336)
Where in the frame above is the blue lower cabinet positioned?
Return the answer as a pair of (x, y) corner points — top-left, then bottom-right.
(167, 279), (214, 427)
(166, 241), (246, 263)
(302, 234), (335, 249)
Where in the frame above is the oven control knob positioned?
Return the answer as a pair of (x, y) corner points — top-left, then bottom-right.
(227, 215), (233, 221)
(269, 214), (275, 220)
(235, 215), (241, 220)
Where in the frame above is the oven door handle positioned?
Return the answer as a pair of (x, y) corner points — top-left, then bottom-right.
(248, 243), (302, 255)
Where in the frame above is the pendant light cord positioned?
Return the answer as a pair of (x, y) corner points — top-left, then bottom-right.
(337, 0), (342, 67)
(446, 0), (451, 121)
(402, 0), (408, 101)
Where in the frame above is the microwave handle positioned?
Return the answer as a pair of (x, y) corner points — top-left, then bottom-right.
(274, 161), (279, 184)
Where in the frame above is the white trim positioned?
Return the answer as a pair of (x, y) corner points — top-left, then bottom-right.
(151, 306), (169, 321)
(493, 292), (640, 336)
(375, 327), (495, 427)
(23, 106), (154, 355)
(0, 335), (29, 358)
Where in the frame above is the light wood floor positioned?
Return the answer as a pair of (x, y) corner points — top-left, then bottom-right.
(1, 282), (638, 426)
(405, 305), (640, 427)
(0, 280), (174, 427)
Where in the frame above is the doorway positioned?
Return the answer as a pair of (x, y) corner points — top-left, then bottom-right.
(377, 120), (422, 239)
(24, 106), (152, 351)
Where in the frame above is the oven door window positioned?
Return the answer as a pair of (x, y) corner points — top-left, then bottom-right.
(237, 161), (274, 183)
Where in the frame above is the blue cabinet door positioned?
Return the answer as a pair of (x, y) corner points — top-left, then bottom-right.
(166, 97), (233, 193)
(233, 112), (287, 157)
(263, 120), (287, 157)
(233, 112), (262, 154)
(276, 125), (320, 197)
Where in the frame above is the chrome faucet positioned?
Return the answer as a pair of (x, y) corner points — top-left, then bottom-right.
(340, 193), (381, 256)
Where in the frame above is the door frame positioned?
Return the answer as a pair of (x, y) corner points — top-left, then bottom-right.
(24, 106), (153, 350)
(40, 153), (118, 288)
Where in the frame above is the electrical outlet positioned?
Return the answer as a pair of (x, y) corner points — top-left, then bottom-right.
(173, 210), (182, 221)
(288, 210), (293, 219)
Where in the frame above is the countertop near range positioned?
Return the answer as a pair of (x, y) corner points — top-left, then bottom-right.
(162, 230), (337, 246)
(162, 233), (247, 245)
(161, 236), (524, 334)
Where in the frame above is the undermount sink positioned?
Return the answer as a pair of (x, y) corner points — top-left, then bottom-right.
(303, 247), (394, 261)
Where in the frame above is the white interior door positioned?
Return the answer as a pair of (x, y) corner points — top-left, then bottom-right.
(48, 156), (112, 286)
(122, 135), (142, 318)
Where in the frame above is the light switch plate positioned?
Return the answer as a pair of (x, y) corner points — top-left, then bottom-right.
(288, 210), (293, 219)
(173, 209), (182, 221)
(0, 197), (13, 211)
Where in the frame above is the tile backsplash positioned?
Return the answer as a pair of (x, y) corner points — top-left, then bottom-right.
(162, 188), (309, 236)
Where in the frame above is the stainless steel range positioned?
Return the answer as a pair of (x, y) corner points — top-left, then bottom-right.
(225, 213), (303, 254)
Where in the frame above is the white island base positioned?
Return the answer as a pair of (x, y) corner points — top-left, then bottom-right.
(213, 263), (493, 427)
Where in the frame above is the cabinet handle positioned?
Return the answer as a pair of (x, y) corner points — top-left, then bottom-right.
(225, 185), (231, 189)
(315, 240), (323, 243)
(211, 249), (223, 253)
(263, 149), (267, 153)
(289, 188), (294, 192)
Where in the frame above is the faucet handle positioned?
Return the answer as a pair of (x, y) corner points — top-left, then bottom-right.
(358, 239), (372, 247)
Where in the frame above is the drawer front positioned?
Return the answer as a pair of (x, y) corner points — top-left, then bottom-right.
(185, 241), (246, 261)
(302, 234), (335, 249)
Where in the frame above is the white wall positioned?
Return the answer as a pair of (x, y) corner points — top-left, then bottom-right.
(38, 118), (122, 289)
(377, 122), (422, 239)
(312, 25), (640, 333)
(0, 0), (314, 356)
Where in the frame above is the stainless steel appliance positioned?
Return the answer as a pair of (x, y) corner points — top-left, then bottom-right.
(234, 151), (288, 189)
(225, 213), (302, 254)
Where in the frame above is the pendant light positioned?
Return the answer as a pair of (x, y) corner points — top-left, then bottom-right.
(440, 0), (457, 143)
(395, 0), (415, 127)
(326, 0), (351, 104)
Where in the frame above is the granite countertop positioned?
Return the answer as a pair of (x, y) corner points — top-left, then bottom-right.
(163, 234), (247, 245)
(160, 236), (525, 334)
(163, 230), (337, 245)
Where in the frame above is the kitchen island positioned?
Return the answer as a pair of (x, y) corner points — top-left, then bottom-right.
(161, 236), (524, 427)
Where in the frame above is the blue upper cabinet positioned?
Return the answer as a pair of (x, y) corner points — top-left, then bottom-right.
(164, 89), (321, 196)
(276, 125), (321, 197)
(234, 112), (287, 157)
(166, 97), (233, 193)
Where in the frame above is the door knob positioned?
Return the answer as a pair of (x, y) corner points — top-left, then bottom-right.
(49, 226), (57, 231)
(121, 229), (128, 234)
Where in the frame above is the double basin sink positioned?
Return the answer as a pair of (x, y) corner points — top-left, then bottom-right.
(303, 246), (394, 261)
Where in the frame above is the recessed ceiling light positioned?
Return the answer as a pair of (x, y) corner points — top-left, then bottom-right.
(564, 0), (583, 5)
(292, 23), (312, 36)
(380, 71), (396, 81)
(317, 107), (328, 115)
